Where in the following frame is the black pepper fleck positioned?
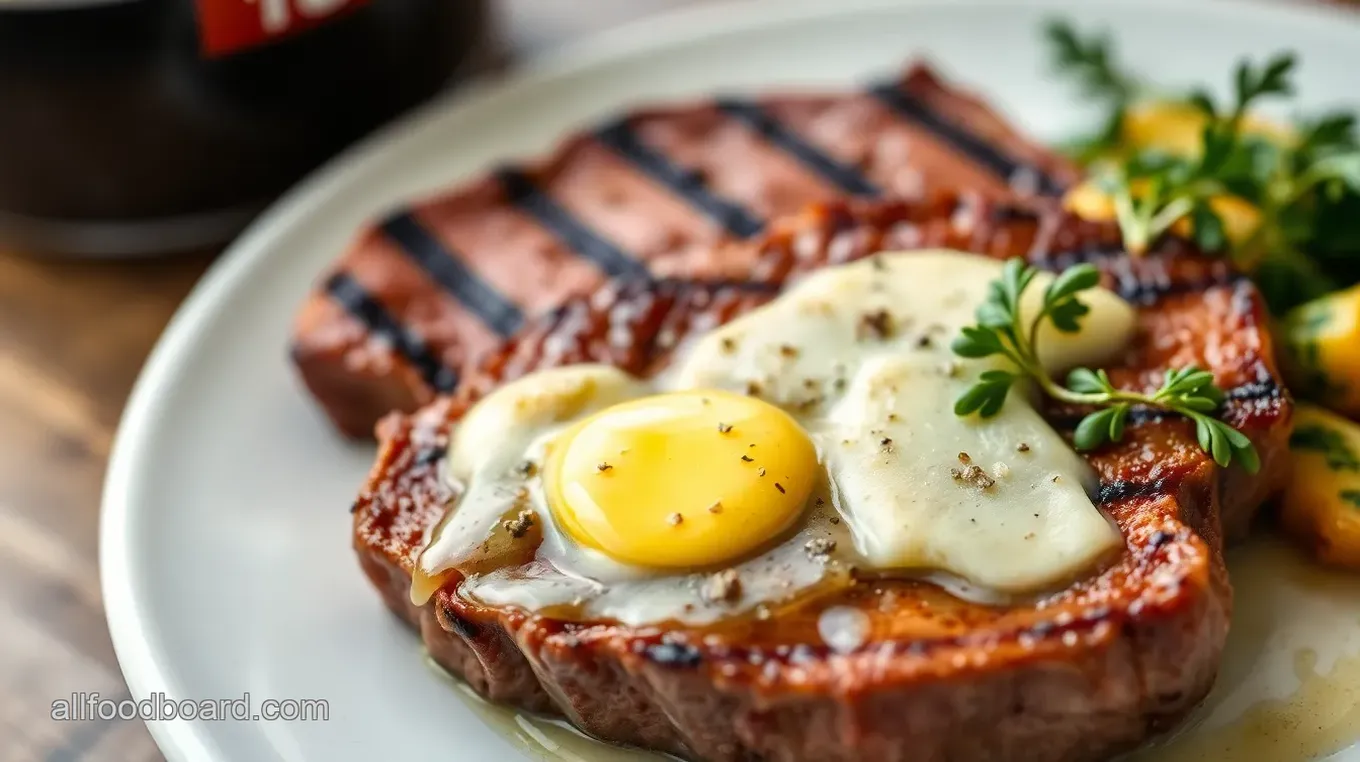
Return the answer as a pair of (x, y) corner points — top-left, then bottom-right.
(796, 396), (823, 411)
(775, 482), (786, 494)
(804, 538), (837, 559)
(442, 605), (481, 639)
(597, 461), (613, 472)
(645, 643), (703, 668)
(857, 309), (894, 340)
(701, 569), (742, 603)
(414, 446), (448, 467)
(717, 422), (733, 434)
(952, 464), (995, 489)
(501, 509), (536, 538)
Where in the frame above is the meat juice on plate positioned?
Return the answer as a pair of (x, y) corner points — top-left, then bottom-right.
(1125, 537), (1360, 762)
(425, 535), (1360, 762)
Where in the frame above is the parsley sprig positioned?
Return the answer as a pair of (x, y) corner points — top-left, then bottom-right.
(1044, 22), (1140, 162)
(1238, 111), (1360, 309)
(952, 260), (1260, 472)
(1104, 53), (1297, 256)
(1045, 20), (1360, 313)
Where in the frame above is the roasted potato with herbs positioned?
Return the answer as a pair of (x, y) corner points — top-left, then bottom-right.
(1282, 284), (1360, 421)
(1281, 404), (1360, 569)
(1047, 21), (1360, 315)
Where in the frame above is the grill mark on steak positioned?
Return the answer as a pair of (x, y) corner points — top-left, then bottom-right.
(594, 119), (767, 239)
(320, 271), (459, 393)
(379, 212), (526, 337)
(869, 82), (1065, 197)
(716, 98), (883, 198)
(1226, 378), (1283, 401)
(294, 65), (1085, 439)
(1099, 478), (1170, 505)
(412, 445), (448, 467)
(441, 602), (482, 640)
(352, 195), (1293, 759)
(641, 642), (705, 669)
(469, 277), (780, 394)
(1029, 239), (1248, 305)
(495, 166), (650, 280)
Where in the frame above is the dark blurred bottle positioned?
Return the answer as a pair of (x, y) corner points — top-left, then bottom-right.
(0, 0), (495, 256)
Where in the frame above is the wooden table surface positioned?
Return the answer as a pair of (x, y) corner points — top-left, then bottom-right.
(0, 2), (716, 760)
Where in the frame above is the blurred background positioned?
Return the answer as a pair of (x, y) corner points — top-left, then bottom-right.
(0, 2), (716, 760)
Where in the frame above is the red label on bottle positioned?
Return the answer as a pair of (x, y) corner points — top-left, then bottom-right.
(195, 0), (368, 57)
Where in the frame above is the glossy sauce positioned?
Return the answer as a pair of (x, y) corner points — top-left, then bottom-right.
(428, 535), (1360, 762)
(424, 654), (670, 762)
(1126, 536), (1360, 762)
(417, 251), (1134, 631)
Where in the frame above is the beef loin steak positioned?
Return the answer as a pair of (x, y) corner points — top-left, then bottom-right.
(294, 64), (1080, 438)
(352, 196), (1293, 762)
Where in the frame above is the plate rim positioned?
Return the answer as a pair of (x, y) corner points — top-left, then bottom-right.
(99, 0), (1360, 759)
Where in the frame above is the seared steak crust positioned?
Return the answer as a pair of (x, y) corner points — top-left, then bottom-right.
(295, 64), (1080, 437)
(353, 197), (1292, 762)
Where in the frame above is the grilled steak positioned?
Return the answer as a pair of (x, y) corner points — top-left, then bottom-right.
(353, 196), (1293, 762)
(294, 64), (1080, 437)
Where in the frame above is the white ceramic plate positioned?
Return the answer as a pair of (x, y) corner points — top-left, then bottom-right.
(101, 1), (1360, 760)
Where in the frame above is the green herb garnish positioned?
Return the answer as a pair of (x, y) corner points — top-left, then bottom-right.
(1236, 108), (1360, 311)
(1283, 301), (1352, 403)
(1045, 20), (1360, 314)
(1102, 53), (1298, 256)
(1290, 425), (1360, 471)
(952, 259), (1260, 472)
(1044, 21), (1140, 162)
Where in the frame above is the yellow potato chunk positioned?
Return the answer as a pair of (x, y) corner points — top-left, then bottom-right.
(1282, 284), (1360, 419)
(1063, 99), (1290, 252)
(1063, 179), (1262, 249)
(1281, 404), (1360, 570)
(1123, 101), (1295, 157)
